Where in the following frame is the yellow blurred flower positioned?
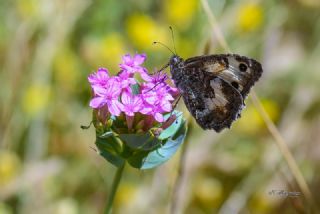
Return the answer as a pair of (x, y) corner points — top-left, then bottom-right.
(82, 33), (126, 72)
(16, 0), (39, 20)
(54, 48), (80, 93)
(22, 84), (51, 116)
(114, 183), (137, 208)
(176, 37), (196, 58)
(164, 0), (198, 29)
(194, 177), (223, 206)
(100, 33), (127, 71)
(0, 150), (21, 187)
(235, 99), (279, 134)
(250, 190), (275, 212)
(126, 14), (169, 50)
(237, 3), (263, 32)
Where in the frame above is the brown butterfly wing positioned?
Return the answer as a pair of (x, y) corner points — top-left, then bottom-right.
(179, 54), (262, 131)
(184, 54), (263, 98)
(175, 62), (244, 132)
(169, 53), (262, 131)
(182, 76), (243, 131)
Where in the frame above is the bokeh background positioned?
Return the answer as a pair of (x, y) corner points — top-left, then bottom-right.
(1, 0), (320, 213)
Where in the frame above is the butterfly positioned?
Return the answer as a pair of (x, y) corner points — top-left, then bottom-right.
(168, 54), (263, 132)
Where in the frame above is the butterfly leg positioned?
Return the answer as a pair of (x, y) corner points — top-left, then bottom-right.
(150, 63), (170, 75)
(144, 75), (168, 93)
(171, 94), (182, 112)
(161, 100), (183, 130)
(159, 63), (170, 72)
(161, 94), (182, 127)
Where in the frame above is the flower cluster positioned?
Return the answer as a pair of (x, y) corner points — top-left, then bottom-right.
(88, 53), (178, 126)
(87, 53), (187, 172)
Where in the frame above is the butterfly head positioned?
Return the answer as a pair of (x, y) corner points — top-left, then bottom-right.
(169, 55), (185, 82)
(169, 55), (184, 68)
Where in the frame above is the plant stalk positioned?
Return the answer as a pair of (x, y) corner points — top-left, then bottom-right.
(200, 0), (314, 205)
(105, 162), (126, 214)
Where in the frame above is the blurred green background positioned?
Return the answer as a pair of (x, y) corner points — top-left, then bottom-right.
(1, 0), (320, 213)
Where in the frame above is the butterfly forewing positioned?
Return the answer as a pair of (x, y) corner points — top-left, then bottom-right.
(184, 54), (263, 97)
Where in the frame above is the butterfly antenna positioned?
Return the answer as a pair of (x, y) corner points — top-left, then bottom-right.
(153, 41), (175, 55)
(169, 26), (177, 55)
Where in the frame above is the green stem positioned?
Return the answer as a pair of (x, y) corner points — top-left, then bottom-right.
(105, 162), (126, 214)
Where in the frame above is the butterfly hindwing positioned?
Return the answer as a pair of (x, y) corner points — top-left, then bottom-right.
(182, 76), (243, 131)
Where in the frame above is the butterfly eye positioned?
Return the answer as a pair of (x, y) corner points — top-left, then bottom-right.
(239, 63), (247, 72)
(231, 81), (239, 89)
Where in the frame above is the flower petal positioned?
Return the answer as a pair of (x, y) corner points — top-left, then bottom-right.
(92, 86), (107, 96)
(89, 97), (106, 108)
(161, 101), (172, 112)
(88, 67), (109, 85)
(120, 64), (135, 73)
(122, 54), (133, 64)
(124, 109), (134, 116)
(140, 106), (152, 114)
(144, 94), (158, 105)
(164, 93), (174, 101)
(139, 70), (153, 82)
(121, 91), (132, 105)
(154, 112), (164, 122)
(108, 100), (123, 116)
(97, 67), (109, 76)
(133, 53), (146, 65)
(132, 97), (142, 112)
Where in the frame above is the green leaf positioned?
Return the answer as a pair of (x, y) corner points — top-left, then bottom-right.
(127, 120), (188, 169)
(96, 132), (121, 153)
(158, 111), (183, 140)
(99, 131), (114, 138)
(97, 148), (125, 168)
(119, 132), (161, 151)
(95, 132), (124, 167)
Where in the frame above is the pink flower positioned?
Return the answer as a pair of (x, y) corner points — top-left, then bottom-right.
(148, 71), (167, 85)
(121, 91), (143, 116)
(119, 53), (151, 81)
(141, 82), (174, 112)
(88, 52), (179, 123)
(89, 77), (123, 116)
(139, 82), (175, 122)
(119, 53), (146, 73)
(116, 70), (136, 90)
(140, 104), (165, 122)
(88, 68), (110, 91)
